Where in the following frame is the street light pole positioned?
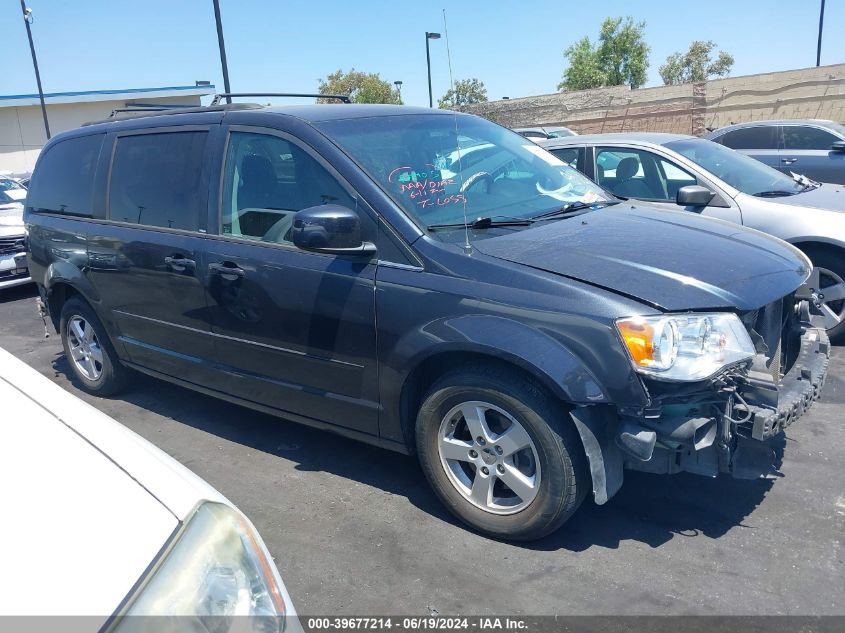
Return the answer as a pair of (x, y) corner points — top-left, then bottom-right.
(212, 0), (232, 104)
(425, 32), (441, 108)
(394, 80), (403, 103)
(19, 1), (50, 140)
(816, 0), (826, 67)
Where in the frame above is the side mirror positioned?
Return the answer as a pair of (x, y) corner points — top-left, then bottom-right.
(677, 185), (716, 207)
(831, 141), (845, 153)
(291, 204), (376, 256)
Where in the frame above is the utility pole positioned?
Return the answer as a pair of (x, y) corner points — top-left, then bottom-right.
(20, 1), (50, 140)
(816, 0), (826, 67)
(425, 32), (441, 108)
(212, 0), (232, 104)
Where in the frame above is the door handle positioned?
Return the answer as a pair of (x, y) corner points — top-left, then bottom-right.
(781, 157), (798, 165)
(164, 255), (196, 272)
(208, 261), (245, 279)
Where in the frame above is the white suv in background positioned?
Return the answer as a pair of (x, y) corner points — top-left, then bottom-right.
(0, 177), (30, 290)
(0, 347), (300, 631)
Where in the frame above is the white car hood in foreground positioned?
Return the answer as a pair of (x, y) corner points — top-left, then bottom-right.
(0, 348), (229, 619)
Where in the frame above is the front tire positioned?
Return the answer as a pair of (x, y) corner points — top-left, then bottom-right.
(416, 364), (589, 540)
(803, 247), (845, 341)
(60, 297), (129, 396)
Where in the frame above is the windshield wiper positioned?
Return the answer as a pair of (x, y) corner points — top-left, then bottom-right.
(531, 200), (619, 221)
(751, 190), (800, 198)
(789, 171), (821, 191)
(427, 215), (536, 231)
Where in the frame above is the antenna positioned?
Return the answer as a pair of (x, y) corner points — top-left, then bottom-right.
(442, 8), (472, 255)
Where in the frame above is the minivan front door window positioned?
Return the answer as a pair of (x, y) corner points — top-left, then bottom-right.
(221, 132), (356, 244)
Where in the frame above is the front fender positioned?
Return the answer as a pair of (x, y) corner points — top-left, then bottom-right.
(408, 314), (608, 403)
(378, 313), (615, 446)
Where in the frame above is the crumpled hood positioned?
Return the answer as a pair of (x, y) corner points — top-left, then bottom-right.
(762, 182), (845, 211)
(474, 205), (810, 311)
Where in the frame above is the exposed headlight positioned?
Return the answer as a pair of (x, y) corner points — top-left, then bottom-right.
(616, 313), (755, 381)
(116, 502), (287, 633)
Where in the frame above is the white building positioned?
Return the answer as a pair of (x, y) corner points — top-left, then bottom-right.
(0, 84), (215, 177)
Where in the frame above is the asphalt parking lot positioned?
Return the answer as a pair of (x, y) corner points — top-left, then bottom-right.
(2, 283), (844, 616)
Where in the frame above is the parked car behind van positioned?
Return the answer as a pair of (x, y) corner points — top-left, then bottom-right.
(0, 176), (30, 290)
(25, 102), (829, 540)
(704, 119), (845, 184)
(538, 133), (845, 339)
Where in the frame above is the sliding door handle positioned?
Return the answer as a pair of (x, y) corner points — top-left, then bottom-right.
(164, 255), (196, 272)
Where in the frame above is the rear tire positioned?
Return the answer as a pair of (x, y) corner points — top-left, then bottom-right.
(415, 364), (589, 541)
(60, 297), (129, 396)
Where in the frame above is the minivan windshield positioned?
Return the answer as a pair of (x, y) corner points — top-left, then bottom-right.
(664, 138), (807, 197)
(316, 114), (613, 231)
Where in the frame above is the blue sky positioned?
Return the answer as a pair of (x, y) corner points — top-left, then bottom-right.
(1, 1), (842, 107)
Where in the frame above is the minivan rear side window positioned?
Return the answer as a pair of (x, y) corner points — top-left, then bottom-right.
(108, 131), (207, 231)
(715, 126), (778, 150)
(27, 134), (104, 217)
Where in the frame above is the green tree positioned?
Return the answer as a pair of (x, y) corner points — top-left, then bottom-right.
(317, 69), (402, 104)
(438, 78), (488, 109)
(558, 16), (650, 91)
(659, 41), (735, 85)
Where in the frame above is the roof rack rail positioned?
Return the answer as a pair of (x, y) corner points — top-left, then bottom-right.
(108, 104), (194, 117)
(83, 102), (260, 126)
(210, 92), (351, 106)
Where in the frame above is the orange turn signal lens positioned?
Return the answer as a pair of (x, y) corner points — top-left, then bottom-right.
(617, 319), (655, 366)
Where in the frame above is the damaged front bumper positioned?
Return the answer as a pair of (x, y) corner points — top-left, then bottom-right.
(626, 322), (829, 480)
(572, 313), (830, 505)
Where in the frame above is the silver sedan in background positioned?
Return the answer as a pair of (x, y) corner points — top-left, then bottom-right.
(704, 119), (845, 184)
(538, 133), (845, 339)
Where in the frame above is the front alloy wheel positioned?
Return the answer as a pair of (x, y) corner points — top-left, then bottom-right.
(437, 401), (541, 514)
(815, 266), (845, 331)
(803, 248), (845, 342)
(416, 364), (589, 540)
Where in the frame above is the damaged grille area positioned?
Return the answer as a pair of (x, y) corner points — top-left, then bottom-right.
(742, 294), (800, 383)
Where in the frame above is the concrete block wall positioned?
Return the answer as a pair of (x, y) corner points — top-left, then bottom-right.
(465, 64), (845, 136)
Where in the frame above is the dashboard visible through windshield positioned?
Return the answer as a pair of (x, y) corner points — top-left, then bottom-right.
(317, 114), (613, 235)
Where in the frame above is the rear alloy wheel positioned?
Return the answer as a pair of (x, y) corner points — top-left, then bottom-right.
(66, 315), (104, 381)
(60, 297), (129, 396)
(416, 364), (589, 540)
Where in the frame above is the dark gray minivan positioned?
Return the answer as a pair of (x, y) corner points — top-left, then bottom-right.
(25, 101), (830, 540)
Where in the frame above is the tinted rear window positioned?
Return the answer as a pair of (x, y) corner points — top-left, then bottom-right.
(782, 126), (838, 150)
(717, 126), (778, 150)
(27, 134), (104, 216)
(108, 131), (207, 230)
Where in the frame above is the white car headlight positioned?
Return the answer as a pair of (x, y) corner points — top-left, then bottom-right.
(616, 313), (755, 381)
(116, 502), (287, 632)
